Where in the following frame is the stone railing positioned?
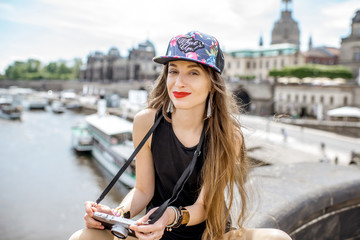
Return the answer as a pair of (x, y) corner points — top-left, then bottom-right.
(241, 162), (360, 239)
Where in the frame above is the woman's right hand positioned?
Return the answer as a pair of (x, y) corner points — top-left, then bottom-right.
(83, 201), (112, 229)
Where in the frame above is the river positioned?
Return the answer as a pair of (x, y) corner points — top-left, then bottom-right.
(0, 108), (126, 240)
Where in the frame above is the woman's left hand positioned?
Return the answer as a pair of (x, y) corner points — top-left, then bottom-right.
(129, 207), (174, 240)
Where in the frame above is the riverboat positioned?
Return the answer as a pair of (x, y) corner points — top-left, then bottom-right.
(85, 114), (135, 188)
(22, 95), (48, 110)
(51, 101), (66, 113)
(71, 121), (93, 152)
(0, 98), (22, 120)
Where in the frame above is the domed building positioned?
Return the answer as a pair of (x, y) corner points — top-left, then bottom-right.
(80, 39), (160, 82)
(271, 0), (300, 47)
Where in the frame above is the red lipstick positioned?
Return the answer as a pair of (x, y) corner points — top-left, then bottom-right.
(173, 91), (191, 98)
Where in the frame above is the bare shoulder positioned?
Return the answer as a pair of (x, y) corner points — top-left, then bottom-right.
(133, 108), (157, 126)
(132, 108), (157, 144)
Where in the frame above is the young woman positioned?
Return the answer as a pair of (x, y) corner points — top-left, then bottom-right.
(70, 31), (291, 240)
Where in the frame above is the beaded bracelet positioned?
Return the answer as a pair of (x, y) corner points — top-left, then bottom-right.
(172, 207), (183, 229)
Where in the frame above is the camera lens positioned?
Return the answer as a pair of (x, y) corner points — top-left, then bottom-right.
(111, 223), (128, 239)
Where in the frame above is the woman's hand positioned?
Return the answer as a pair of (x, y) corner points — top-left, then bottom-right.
(130, 207), (175, 240)
(83, 201), (112, 230)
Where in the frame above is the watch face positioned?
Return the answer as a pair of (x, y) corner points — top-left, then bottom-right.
(181, 210), (190, 225)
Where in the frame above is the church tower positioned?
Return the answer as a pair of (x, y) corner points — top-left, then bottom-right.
(271, 0), (300, 47)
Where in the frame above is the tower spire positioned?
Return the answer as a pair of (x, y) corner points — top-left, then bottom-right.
(259, 35), (264, 47)
(282, 0), (292, 12)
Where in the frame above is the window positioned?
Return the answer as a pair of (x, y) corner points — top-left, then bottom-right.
(330, 96), (334, 105)
(303, 95), (306, 103)
(354, 49), (360, 62)
(311, 95), (315, 104)
(266, 61), (269, 69)
(320, 96), (324, 103)
(295, 94), (299, 102)
(247, 61), (251, 69)
(253, 61), (256, 69)
(279, 93), (283, 101)
(259, 60), (262, 69)
(287, 94), (291, 101)
(274, 59), (277, 68)
(344, 96), (348, 105)
(281, 59), (285, 67)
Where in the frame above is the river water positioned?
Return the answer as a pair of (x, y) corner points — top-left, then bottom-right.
(0, 108), (126, 240)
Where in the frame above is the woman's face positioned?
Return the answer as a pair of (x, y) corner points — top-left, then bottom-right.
(166, 60), (211, 112)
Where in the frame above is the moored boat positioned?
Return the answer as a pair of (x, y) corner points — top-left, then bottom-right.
(0, 98), (22, 120)
(51, 100), (66, 113)
(71, 121), (93, 152)
(22, 95), (48, 110)
(85, 114), (135, 188)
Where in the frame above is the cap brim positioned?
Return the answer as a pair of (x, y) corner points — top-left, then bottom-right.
(153, 56), (221, 73)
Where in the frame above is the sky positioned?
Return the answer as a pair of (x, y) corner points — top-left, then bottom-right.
(0, 0), (359, 74)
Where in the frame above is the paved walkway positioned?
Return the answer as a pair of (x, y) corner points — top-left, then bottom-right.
(239, 115), (360, 166)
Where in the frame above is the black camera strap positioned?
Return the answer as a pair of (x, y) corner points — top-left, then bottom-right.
(95, 114), (164, 205)
(148, 125), (206, 224)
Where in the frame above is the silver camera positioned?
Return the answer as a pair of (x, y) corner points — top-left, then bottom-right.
(92, 212), (137, 239)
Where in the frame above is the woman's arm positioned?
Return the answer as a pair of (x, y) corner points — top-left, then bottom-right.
(183, 187), (206, 226)
(117, 108), (157, 217)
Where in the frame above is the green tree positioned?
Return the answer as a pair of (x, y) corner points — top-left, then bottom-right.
(269, 64), (353, 80)
(5, 61), (27, 80)
(27, 59), (41, 73)
(5, 57), (83, 80)
(72, 58), (83, 79)
(45, 62), (57, 74)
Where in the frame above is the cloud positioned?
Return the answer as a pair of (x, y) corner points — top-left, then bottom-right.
(296, 0), (358, 49)
(0, 0), (358, 74)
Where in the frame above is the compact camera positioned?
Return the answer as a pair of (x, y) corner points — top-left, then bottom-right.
(92, 212), (137, 239)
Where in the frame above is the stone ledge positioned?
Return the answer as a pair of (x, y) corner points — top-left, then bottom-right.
(242, 162), (360, 238)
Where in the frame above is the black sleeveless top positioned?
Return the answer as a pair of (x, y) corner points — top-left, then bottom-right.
(147, 113), (206, 240)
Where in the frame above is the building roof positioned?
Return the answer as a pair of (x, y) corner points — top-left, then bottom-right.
(305, 46), (339, 58)
(352, 10), (360, 23)
(229, 43), (299, 58)
(85, 114), (133, 136)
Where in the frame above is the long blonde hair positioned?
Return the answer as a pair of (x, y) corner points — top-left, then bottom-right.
(148, 64), (250, 240)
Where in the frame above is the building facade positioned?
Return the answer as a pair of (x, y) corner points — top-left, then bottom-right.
(80, 40), (160, 82)
(339, 10), (360, 80)
(274, 84), (355, 118)
(304, 45), (339, 65)
(225, 43), (304, 81)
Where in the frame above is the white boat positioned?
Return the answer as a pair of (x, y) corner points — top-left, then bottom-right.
(0, 98), (22, 120)
(71, 121), (93, 152)
(85, 114), (136, 188)
(51, 101), (66, 113)
(22, 95), (48, 110)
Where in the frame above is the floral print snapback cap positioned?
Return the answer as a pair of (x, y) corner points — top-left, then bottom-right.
(153, 31), (225, 73)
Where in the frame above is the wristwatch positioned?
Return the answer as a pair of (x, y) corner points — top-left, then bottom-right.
(180, 207), (190, 225)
